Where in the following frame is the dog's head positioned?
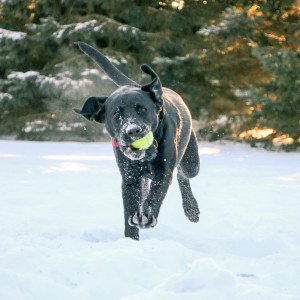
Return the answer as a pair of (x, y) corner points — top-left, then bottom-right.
(75, 60), (163, 160)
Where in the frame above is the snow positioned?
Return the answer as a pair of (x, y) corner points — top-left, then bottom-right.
(197, 7), (238, 37)
(0, 92), (13, 101)
(0, 28), (27, 41)
(7, 71), (39, 80)
(56, 122), (85, 132)
(22, 121), (86, 134)
(0, 140), (299, 299)
(234, 89), (251, 98)
(74, 20), (97, 32)
(153, 57), (173, 65)
(6, 70), (100, 93)
(80, 69), (101, 77)
(106, 56), (122, 66)
(153, 55), (190, 66)
(52, 20), (98, 40)
(197, 24), (225, 36)
(118, 25), (139, 36)
(22, 120), (49, 133)
(36, 74), (93, 90)
(52, 24), (72, 40)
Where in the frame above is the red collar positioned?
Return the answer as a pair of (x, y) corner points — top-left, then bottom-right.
(112, 138), (120, 148)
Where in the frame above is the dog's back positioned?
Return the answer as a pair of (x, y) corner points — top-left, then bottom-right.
(162, 87), (192, 165)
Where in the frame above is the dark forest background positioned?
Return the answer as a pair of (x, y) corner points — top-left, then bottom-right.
(0, 0), (299, 150)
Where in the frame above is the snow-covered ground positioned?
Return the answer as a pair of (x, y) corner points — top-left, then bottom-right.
(0, 140), (299, 300)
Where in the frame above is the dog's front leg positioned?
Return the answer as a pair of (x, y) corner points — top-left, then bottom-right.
(131, 169), (173, 229)
(122, 179), (142, 240)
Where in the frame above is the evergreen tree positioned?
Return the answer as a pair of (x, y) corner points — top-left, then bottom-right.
(0, 0), (298, 149)
(201, 0), (299, 149)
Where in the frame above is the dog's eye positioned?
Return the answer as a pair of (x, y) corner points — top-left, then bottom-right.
(138, 106), (147, 114)
(113, 110), (120, 119)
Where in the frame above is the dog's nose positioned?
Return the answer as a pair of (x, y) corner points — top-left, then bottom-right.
(126, 125), (142, 136)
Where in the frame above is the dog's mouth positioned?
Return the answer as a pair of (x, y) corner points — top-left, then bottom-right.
(117, 129), (156, 161)
(121, 145), (146, 161)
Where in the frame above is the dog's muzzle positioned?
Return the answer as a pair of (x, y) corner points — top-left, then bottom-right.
(112, 137), (146, 160)
(122, 146), (146, 160)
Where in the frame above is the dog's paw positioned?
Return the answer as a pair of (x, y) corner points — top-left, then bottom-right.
(183, 196), (200, 223)
(128, 211), (157, 229)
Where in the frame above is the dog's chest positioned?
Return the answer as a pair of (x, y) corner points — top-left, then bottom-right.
(139, 161), (155, 179)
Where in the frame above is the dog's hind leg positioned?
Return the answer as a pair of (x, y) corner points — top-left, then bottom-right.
(179, 130), (200, 179)
(177, 130), (200, 222)
(177, 172), (200, 222)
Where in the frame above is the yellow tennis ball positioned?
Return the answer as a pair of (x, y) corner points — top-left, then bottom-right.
(131, 131), (154, 150)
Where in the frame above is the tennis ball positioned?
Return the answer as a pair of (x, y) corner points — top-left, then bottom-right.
(131, 131), (154, 150)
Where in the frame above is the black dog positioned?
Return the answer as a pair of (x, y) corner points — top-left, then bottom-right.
(75, 42), (200, 240)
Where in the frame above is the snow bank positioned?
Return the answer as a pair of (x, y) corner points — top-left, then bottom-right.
(0, 141), (299, 299)
(53, 20), (98, 40)
(118, 25), (139, 36)
(7, 71), (39, 80)
(0, 28), (27, 41)
(5, 69), (109, 101)
(197, 7), (238, 36)
(0, 92), (13, 102)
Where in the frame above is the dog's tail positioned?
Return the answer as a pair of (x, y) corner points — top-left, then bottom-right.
(76, 41), (140, 87)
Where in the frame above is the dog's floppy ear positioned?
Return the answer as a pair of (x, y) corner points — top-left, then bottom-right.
(141, 64), (163, 105)
(74, 96), (107, 123)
